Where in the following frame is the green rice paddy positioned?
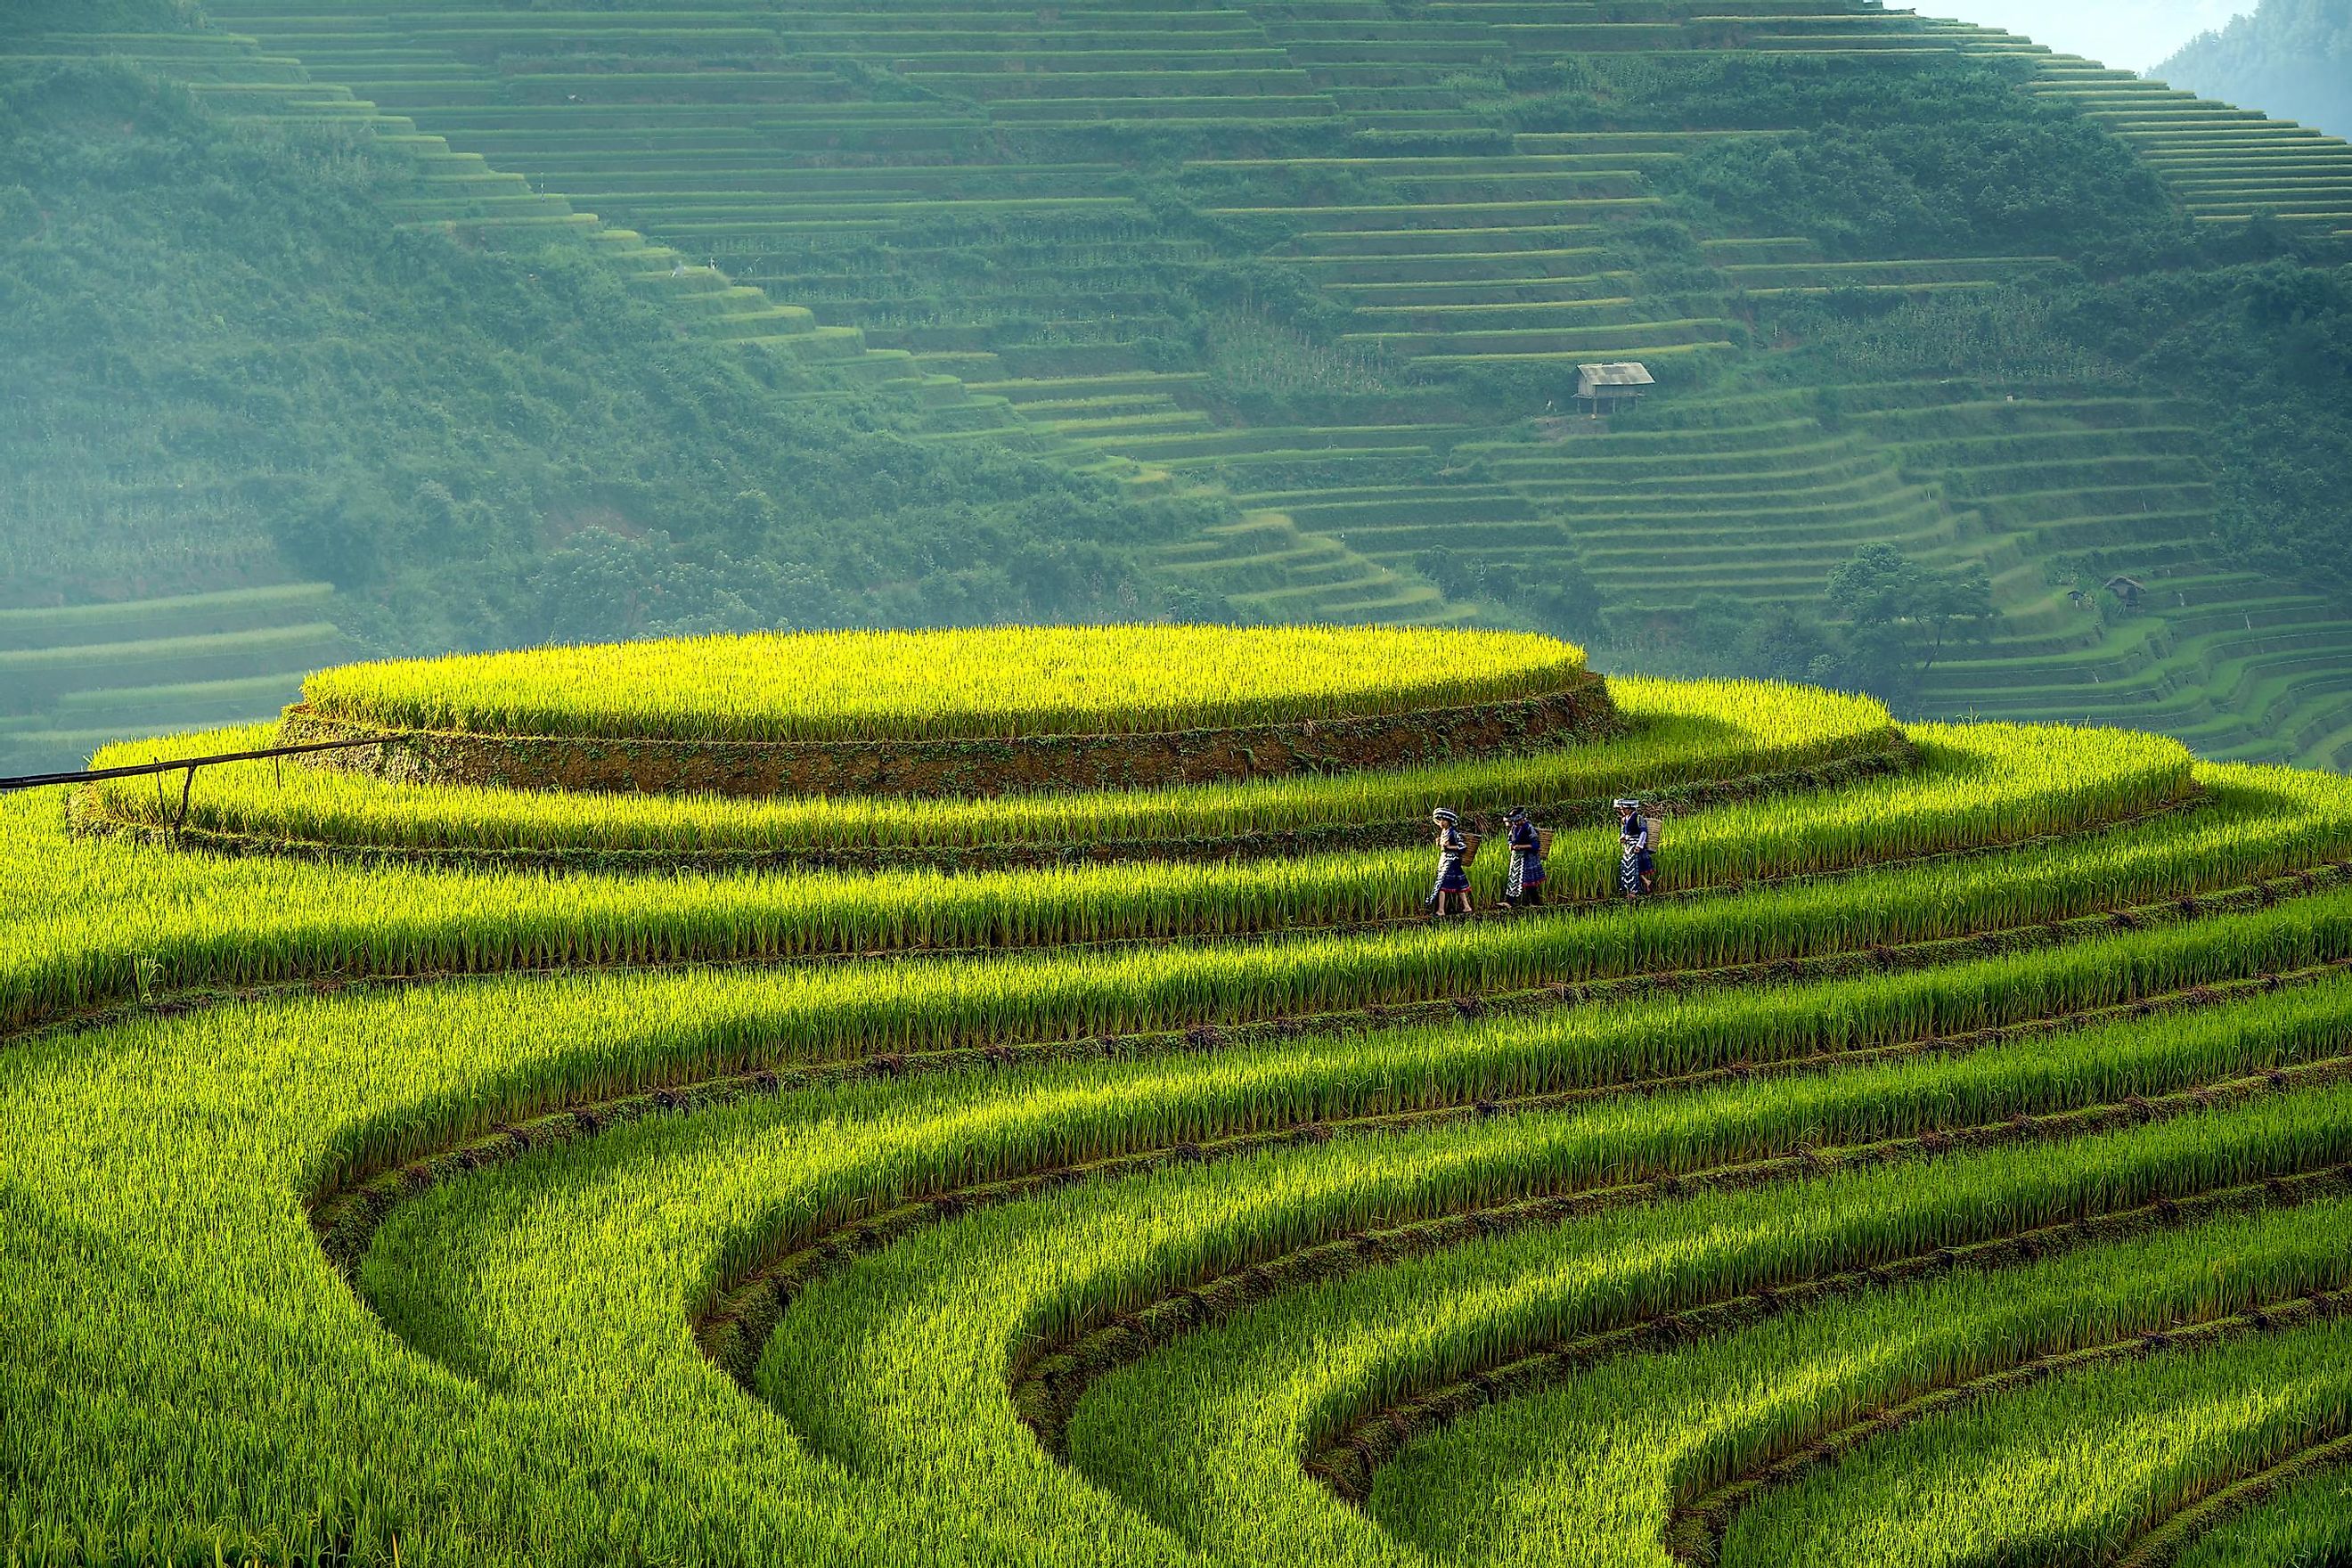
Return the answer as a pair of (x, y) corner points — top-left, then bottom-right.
(10, 627), (2352, 1562)
(12, 0), (2352, 1556)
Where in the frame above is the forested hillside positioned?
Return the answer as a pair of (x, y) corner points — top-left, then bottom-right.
(5, 0), (2352, 768)
(0, 60), (1204, 640)
(2156, 0), (2352, 140)
(0, 4), (1214, 769)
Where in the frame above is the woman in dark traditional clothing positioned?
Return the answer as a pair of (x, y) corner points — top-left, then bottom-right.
(1615, 797), (1654, 902)
(1429, 807), (1474, 917)
(1503, 804), (1546, 908)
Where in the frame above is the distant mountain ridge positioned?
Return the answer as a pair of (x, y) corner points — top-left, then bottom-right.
(2155, 0), (2352, 139)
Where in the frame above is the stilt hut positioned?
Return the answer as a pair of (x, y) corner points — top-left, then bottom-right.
(1575, 362), (1654, 419)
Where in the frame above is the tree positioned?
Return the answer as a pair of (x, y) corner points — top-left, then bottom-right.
(2157, 0), (2352, 143)
(1416, 546), (1607, 641)
(1823, 543), (1997, 701)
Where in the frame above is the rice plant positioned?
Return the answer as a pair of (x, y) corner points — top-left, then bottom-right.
(741, 1059), (2352, 1568)
(297, 625), (1590, 742)
(78, 677), (1900, 859)
(11, 657), (2352, 1566)
(1726, 1319), (2352, 1566)
(1373, 1205), (2352, 1567)
(4, 723), (2272, 1041)
(2172, 1466), (2352, 1568)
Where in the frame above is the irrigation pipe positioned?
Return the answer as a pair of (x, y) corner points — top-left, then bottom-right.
(0, 735), (388, 796)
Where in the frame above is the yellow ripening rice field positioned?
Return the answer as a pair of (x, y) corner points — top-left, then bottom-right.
(297, 625), (1590, 741)
(13, 625), (2352, 1567)
(76, 677), (1898, 864)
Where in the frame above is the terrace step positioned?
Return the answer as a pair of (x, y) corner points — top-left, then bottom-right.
(1156, 510), (1463, 625)
(172, 0), (2352, 699)
(0, 623), (347, 706)
(0, 584), (336, 652)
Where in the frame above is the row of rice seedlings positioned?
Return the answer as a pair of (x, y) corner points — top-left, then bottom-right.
(1044, 1085), (2352, 1568)
(342, 969), (2352, 1567)
(298, 625), (1588, 742)
(336, 894), (2352, 1279)
(268, 874), (2352, 1318)
(0, 766), (2330, 1052)
(5, 725), (2236, 1038)
(716, 1032), (2352, 1568)
(2171, 1465), (2352, 1567)
(81, 678), (1899, 855)
(1615, 720), (2191, 882)
(0, 984), (917, 1568)
(1726, 1317), (2352, 1566)
(1369, 1203), (2352, 1568)
(12, 888), (2352, 1564)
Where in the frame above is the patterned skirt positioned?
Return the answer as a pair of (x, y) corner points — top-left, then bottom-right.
(1507, 853), (1544, 899)
(1434, 858), (1470, 894)
(1619, 846), (1654, 895)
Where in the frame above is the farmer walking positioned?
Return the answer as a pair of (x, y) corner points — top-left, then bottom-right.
(1616, 798), (1654, 902)
(1503, 804), (1546, 908)
(1429, 807), (1474, 918)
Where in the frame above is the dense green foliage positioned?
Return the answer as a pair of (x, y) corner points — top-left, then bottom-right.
(2091, 260), (2352, 584)
(0, 62), (1209, 644)
(2157, 0), (2352, 141)
(10, 4), (2352, 770)
(7, 0), (2352, 777)
(1687, 546), (1997, 702)
(1488, 53), (2177, 258)
(0, 0), (193, 32)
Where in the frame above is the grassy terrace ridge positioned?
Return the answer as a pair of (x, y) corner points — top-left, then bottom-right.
(15, 640), (2352, 1561)
(13, 704), (2218, 1039)
(294, 625), (1588, 744)
(76, 677), (1899, 867)
(0, 586), (345, 775)
(278, 626), (1613, 796)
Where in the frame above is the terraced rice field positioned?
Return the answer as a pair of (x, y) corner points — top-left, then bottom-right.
(12, 627), (2352, 1564)
(39, 0), (2340, 764)
(0, 585), (343, 776)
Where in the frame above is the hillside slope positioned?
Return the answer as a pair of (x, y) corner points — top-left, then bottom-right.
(0, 20), (1219, 770)
(143, 0), (2352, 769)
(6, 0), (2352, 767)
(2155, 0), (2352, 140)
